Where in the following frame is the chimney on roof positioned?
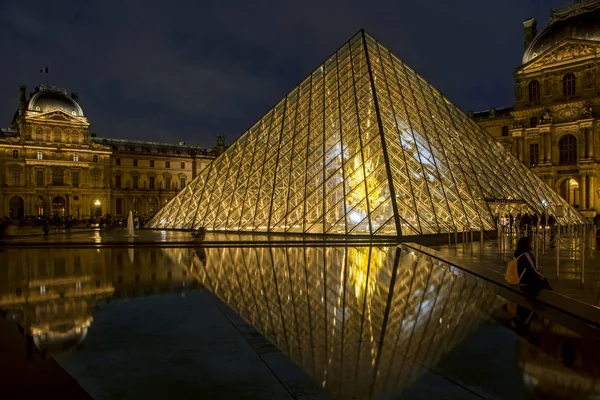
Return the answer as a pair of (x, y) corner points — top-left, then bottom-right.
(523, 18), (538, 50)
(71, 92), (79, 102)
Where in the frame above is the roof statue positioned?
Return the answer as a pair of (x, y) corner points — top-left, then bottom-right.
(148, 30), (584, 236)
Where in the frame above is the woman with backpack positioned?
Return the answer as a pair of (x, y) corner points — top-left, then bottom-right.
(512, 237), (552, 290)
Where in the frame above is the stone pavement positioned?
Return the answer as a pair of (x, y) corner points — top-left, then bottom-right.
(431, 234), (600, 307)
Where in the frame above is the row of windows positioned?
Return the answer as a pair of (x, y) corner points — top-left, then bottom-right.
(527, 134), (578, 167)
(527, 73), (576, 102)
(115, 158), (185, 169)
(10, 170), (100, 187)
(114, 175), (185, 189)
(11, 152), (188, 170)
(12, 150), (99, 163)
(32, 130), (81, 143)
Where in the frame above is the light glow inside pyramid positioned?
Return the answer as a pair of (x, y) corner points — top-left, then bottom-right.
(148, 30), (584, 236)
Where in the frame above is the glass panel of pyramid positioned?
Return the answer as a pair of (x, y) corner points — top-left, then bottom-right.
(148, 30), (585, 236)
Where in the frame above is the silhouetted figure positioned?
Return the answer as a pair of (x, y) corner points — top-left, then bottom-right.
(520, 213), (531, 236)
(548, 215), (557, 247)
(509, 214), (514, 234)
(42, 220), (49, 236)
(514, 237), (551, 290)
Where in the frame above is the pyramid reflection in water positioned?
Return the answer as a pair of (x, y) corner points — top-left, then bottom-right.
(175, 245), (500, 399)
(149, 31), (583, 235)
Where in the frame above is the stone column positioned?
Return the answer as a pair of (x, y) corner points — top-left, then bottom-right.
(579, 129), (586, 161)
(580, 173), (587, 210)
(588, 127), (595, 159)
(547, 130), (552, 163)
(589, 174), (596, 210)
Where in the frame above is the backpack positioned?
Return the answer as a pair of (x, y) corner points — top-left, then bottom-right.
(505, 254), (527, 285)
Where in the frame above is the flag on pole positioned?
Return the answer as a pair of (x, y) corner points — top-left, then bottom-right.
(40, 67), (49, 74)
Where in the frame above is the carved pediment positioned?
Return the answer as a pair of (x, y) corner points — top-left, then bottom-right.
(522, 39), (599, 72)
(25, 110), (89, 127)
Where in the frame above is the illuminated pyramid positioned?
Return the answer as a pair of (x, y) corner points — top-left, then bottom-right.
(148, 30), (583, 236)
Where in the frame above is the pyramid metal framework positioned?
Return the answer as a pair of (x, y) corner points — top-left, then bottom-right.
(148, 30), (584, 236)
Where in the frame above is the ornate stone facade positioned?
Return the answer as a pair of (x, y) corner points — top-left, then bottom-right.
(0, 85), (217, 220)
(474, 1), (600, 218)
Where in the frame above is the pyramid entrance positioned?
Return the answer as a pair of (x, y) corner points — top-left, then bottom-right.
(148, 30), (584, 236)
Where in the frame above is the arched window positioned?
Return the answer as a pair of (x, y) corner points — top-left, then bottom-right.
(528, 80), (540, 102)
(12, 150), (18, 159)
(73, 153), (79, 162)
(563, 73), (576, 97)
(53, 128), (61, 142)
(132, 198), (140, 214)
(92, 154), (99, 163)
(559, 134), (577, 165)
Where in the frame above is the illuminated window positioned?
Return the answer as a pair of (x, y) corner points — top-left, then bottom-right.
(72, 171), (79, 187)
(563, 73), (576, 97)
(115, 174), (121, 188)
(165, 160), (170, 168)
(559, 134), (577, 165)
(529, 143), (539, 167)
(150, 160), (155, 168)
(92, 154), (99, 163)
(73, 153), (79, 162)
(12, 150), (18, 159)
(12, 170), (20, 186)
(37, 151), (43, 160)
(528, 80), (540, 102)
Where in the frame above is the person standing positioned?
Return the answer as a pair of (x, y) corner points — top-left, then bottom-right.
(548, 214), (557, 248)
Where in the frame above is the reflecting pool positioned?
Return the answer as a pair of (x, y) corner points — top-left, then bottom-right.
(0, 244), (598, 399)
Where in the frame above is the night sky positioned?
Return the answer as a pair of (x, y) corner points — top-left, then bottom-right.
(1, 1), (570, 148)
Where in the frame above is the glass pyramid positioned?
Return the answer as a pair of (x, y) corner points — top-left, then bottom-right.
(148, 31), (584, 236)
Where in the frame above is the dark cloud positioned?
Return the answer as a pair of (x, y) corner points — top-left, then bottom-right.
(0, 0), (568, 147)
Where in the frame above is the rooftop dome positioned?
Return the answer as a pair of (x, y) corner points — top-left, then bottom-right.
(31, 317), (92, 353)
(27, 85), (84, 117)
(523, 1), (600, 64)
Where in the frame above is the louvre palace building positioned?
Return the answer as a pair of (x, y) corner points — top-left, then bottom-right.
(0, 85), (218, 220)
(474, 0), (600, 218)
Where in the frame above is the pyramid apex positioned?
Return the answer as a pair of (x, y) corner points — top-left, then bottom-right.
(149, 28), (585, 234)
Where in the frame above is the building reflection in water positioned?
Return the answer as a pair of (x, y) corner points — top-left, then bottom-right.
(1, 244), (598, 399)
(0, 248), (196, 353)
